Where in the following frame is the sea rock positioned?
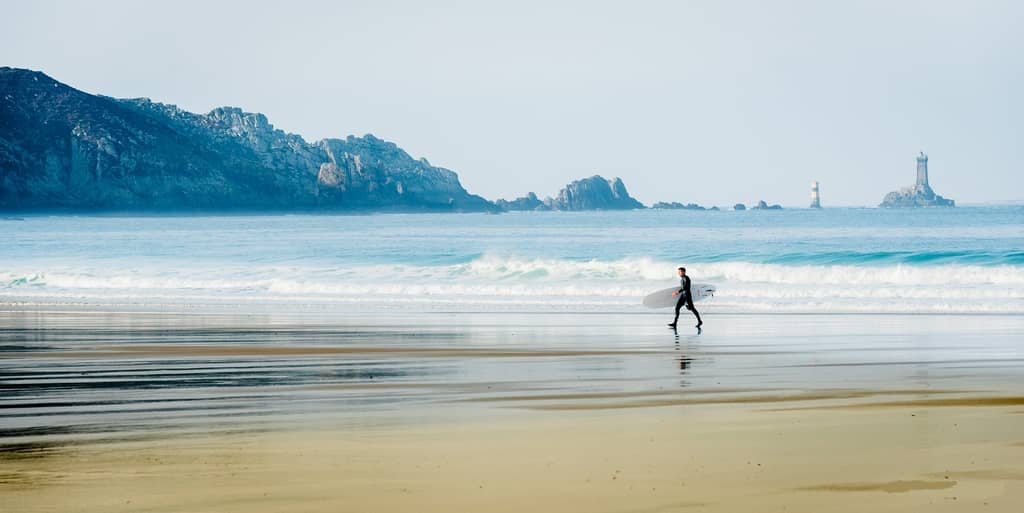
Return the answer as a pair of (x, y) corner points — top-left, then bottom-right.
(651, 201), (707, 210)
(0, 67), (496, 212)
(495, 192), (550, 211)
(880, 184), (954, 208)
(734, 203), (746, 211)
(751, 200), (783, 210)
(544, 175), (644, 211)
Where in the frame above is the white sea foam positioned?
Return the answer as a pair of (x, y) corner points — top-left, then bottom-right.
(2, 257), (1023, 314)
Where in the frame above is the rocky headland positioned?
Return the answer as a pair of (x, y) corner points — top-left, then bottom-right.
(0, 67), (495, 212)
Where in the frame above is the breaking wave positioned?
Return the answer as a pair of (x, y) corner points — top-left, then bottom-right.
(3, 256), (1023, 314)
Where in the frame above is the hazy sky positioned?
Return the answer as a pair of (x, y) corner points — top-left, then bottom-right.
(4, 0), (1021, 206)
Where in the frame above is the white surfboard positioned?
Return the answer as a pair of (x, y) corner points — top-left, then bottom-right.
(642, 283), (716, 308)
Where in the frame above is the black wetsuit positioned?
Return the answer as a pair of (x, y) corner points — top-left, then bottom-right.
(673, 275), (702, 327)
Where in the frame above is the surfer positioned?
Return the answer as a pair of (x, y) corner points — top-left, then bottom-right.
(669, 267), (702, 328)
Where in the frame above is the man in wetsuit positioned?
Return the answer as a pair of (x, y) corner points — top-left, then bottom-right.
(668, 267), (702, 328)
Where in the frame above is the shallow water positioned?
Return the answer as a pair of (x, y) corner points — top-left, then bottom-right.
(3, 310), (1022, 448)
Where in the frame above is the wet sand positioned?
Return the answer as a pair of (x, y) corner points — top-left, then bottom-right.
(2, 310), (1023, 511)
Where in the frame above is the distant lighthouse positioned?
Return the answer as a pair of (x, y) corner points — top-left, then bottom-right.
(810, 181), (821, 209)
(916, 152), (929, 188)
(879, 151), (954, 207)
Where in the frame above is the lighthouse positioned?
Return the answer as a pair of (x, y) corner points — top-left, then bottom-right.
(879, 151), (954, 207)
(916, 152), (929, 188)
(810, 181), (821, 209)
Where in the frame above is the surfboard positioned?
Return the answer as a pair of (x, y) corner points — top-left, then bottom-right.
(642, 283), (716, 308)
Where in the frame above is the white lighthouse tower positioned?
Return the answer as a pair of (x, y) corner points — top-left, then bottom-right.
(810, 181), (821, 209)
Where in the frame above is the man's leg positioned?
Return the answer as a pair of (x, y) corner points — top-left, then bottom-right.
(687, 299), (702, 327)
(670, 295), (684, 326)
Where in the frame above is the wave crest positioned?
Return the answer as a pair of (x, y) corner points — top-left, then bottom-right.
(2, 257), (1023, 313)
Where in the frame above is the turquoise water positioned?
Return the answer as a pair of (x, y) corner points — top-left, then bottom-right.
(1, 207), (1022, 313)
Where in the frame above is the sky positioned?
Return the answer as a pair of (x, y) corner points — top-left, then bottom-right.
(3, 0), (1022, 206)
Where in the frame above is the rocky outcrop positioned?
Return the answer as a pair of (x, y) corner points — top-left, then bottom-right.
(498, 176), (644, 212)
(495, 192), (549, 211)
(751, 200), (783, 210)
(545, 176), (644, 211)
(0, 67), (495, 212)
(880, 184), (954, 208)
(734, 203), (746, 211)
(880, 152), (954, 208)
(651, 201), (708, 210)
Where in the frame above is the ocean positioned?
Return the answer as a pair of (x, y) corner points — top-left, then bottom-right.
(2, 206), (1022, 314)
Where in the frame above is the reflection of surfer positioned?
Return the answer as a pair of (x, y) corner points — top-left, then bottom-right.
(668, 267), (703, 328)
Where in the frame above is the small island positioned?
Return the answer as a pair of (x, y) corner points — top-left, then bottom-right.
(650, 201), (709, 210)
(751, 200), (783, 210)
(880, 152), (954, 207)
(495, 192), (548, 211)
(497, 176), (643, 211)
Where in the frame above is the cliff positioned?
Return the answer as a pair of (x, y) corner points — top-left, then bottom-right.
(0, 67), (495, 212)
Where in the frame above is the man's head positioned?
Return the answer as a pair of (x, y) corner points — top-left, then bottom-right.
(677, 267), (686, 276)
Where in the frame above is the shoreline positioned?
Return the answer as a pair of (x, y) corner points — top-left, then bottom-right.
(3, 303), (1023, 316)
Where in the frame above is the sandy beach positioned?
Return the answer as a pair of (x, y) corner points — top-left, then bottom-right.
(2, 309), (1023, 512)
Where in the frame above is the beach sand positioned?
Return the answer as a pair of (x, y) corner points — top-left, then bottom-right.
(2, 310), (1023, 512)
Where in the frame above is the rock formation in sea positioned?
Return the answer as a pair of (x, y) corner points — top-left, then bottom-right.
(0, 67), (495, 212)
(546, 176), (644, 210)
(879, 152), (954, 207)
(650, 201), (707, 210)
(498, 175), (644, 211)
(751, 200), (783, 210)
(734, 203), (746, 211)
(495, 192), (550, 211)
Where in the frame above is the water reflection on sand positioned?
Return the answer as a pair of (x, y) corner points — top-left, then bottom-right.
(3, 310), (1022, 448)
